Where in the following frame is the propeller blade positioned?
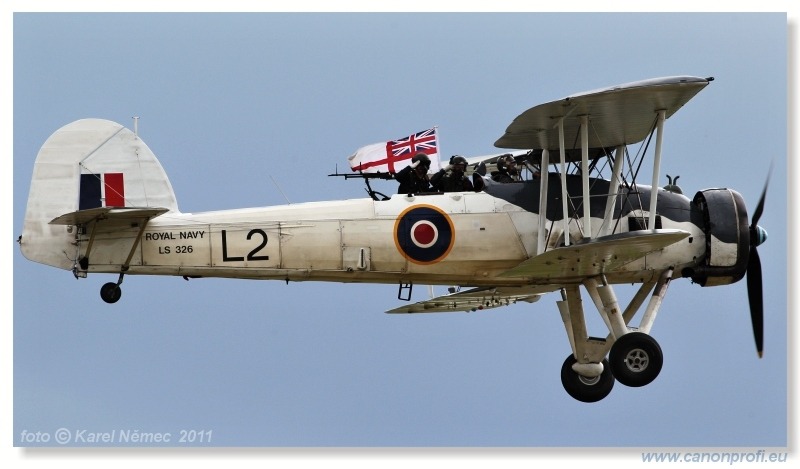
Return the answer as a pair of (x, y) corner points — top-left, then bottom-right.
(746, 247), (764, 357)
(751, 165), (772, 228)
(751, 185), (767, 228)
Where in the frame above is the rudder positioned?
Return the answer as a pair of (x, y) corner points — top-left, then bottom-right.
(20, 118), (180, 270)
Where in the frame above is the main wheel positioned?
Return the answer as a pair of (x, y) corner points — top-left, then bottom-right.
(560, 355), (615, 403)
(100, 282), (122, 304)
(609, 332), (663, 387)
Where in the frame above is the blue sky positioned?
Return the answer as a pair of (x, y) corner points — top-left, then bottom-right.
(4, 5), (795, 466)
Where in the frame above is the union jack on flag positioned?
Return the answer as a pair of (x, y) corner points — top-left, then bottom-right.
(348, 127), (441, 174)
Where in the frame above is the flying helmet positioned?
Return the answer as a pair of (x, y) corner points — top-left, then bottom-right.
(496, 154), (514, 172)
(412, 153), (431, 169)
(450, 155), (468, 168)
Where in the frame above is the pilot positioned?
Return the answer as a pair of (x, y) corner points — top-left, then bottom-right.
(430, 155), (476, 192)
(492, 154), (520, 183)
(395, 153), (433, 194)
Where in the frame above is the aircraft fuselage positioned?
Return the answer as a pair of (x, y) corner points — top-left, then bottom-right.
(78, 176), (707, 287)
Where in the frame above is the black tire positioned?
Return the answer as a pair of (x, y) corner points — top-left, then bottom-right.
(100, 282), (122, 304)
(560, 355), (615, 403)
(609, 332), (663, 387)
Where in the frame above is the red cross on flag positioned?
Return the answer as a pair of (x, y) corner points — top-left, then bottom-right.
(348, 127), (441, 175)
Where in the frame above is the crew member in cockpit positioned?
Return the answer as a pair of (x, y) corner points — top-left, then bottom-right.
(430, 155), (475, 192)
(431, 155), (486, 192)
(395, 153), (432, 194)
(492, 154), (520, 183)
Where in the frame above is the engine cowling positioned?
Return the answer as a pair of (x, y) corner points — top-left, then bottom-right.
(685, 188), (750, 286)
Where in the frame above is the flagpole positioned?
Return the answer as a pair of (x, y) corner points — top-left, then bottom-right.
(433, 125), (440, 173)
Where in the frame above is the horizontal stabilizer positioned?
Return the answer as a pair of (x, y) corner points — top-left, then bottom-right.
(500, 229), (690, 279)
(385, 285), (559, 314)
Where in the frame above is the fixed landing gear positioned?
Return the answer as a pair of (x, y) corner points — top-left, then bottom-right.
(557, 270), (673, 402)
(100, 282), (122, 303)
(560, 356), (614, 403)
(100, 273), (125, 304)
(608, 332), (663, 387)
(561, 333), (664, 403)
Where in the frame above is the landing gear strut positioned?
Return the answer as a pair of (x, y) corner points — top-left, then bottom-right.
(557, 270), (673, 402)
(71, 210), (157, 305)
(100, 273), (125, 304)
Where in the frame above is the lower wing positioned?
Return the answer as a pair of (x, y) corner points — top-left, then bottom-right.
(385, 284), (560, 314)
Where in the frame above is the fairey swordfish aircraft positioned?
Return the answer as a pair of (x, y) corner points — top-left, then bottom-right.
(19, 75), (769, 402)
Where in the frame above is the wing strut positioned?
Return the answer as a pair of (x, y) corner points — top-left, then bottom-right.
(537, 146), (550, 254)
(599, 145), (626, 237)
(558, 118), (570, 246)
(648, 110), (667, 231)
(580, 115), (591, 238)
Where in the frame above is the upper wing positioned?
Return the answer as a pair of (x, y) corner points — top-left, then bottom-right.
(495, 76), (712, 152)
(385, 284), (560, 314)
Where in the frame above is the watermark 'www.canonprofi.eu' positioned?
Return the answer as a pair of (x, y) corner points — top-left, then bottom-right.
(18, 428), (213, 446)
(642, 450), (788, 464)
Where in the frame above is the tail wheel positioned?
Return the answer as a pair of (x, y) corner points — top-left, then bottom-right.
(100, 282), (122, 304)
(560, 355), (615, 403)
(609, 332), (663, 387)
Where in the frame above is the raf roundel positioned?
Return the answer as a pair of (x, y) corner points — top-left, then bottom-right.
(394, 205), (455, 265)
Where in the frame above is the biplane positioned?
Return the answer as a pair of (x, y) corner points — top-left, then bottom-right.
(19, 75), (768, 402)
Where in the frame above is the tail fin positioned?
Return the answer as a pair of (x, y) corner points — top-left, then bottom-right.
(20, 118), (179, 270)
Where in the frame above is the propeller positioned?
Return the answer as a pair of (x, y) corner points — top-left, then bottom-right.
(746, 173), (770, 358)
